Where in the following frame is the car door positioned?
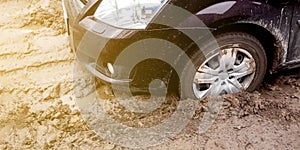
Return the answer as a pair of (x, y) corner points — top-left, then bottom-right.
(287, 1), (300, 62)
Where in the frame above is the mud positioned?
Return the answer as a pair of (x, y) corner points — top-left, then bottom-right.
(0, 0), (299, 149)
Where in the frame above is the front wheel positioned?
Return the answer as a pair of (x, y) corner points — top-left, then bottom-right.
(181, 32), (267, 99)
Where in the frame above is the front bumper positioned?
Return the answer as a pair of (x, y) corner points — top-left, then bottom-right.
(84, 63), (131, 84)
(63, 0), (211, 86)
(75, 16), (136, 84)
(63, 0), (134, 84)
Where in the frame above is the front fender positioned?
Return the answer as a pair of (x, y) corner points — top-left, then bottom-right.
(177, 0), (293, 65)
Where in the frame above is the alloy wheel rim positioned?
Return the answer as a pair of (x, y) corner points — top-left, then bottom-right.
(193, 47), (256, 99)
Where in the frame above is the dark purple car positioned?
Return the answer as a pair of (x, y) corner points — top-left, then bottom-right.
(63, 0), (300, 99)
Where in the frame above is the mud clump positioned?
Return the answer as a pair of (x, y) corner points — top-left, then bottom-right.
(224, 69), (300, 124)
(2, 0), (66, 34)
(21, 6), (66, 34)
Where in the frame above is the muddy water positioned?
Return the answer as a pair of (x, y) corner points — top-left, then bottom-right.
(0, 0), (299, 149)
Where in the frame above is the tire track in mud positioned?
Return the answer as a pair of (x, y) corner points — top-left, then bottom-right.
(0, 1), (107, 149)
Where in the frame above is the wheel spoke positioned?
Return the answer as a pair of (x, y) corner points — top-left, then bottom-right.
(198, 65), (219, 75)
(231, 67), (255, 79)
(224, 83), (234, 94)
(195, 81), (224, 98)
(233, 57), (254, 72)
(230, 56), (256, 79)
(219, 53), (227, 71)
(211, 82), (224, 95)
(208, 82), (222, 95)
(224, 83), (239, 94)
(219, 48), (238, 71)
(194, 72), (218, 84)
(198, 87), (213, 98)
(227, 48), (238, 69)
(228, 78), (244, 90)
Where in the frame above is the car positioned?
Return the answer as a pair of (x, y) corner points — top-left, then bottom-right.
(63, 0), (300, 99)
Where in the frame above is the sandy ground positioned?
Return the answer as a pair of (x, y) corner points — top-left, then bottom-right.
(0, 0), (299, 149)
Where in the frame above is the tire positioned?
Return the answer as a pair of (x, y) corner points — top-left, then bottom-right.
(181, 32), (267, 99)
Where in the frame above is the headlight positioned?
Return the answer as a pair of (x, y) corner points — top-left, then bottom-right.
(94, 0), (168, 29)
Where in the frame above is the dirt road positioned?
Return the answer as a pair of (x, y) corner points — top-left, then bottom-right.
(0, 0), (299, 149)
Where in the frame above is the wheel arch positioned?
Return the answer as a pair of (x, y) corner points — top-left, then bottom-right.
(211, 23), (282, 74)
